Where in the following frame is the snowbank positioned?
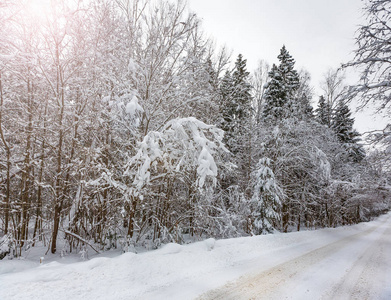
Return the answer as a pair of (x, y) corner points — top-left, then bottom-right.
(1, 214), (390, 300)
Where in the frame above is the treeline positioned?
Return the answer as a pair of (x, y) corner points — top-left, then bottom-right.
(0, 0), (389, 257)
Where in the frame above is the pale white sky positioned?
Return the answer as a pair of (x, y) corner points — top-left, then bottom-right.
(188, 0), (363, 91)
(188, 0), (389, 133)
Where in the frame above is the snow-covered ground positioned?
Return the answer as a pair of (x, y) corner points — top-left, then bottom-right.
(1, 213), (390, 300)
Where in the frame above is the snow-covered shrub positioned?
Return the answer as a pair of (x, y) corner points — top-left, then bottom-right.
(0, 234), (14, 260)
(127, 117), (228, 192)
(251, 158), (283, 234)
(121, 117), (229, 244)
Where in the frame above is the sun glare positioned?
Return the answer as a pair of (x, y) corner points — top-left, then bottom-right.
(25, 0), (51, 20)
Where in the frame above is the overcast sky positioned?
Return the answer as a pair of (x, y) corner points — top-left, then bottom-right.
(187, 0), (389, 133)
(188, 0), (363, 92)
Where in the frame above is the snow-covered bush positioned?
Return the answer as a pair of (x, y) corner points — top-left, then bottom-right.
(0, 234), (14, 260)
(120, 117), (229, 244)
(128, 117), (228, 191)
(251, 158), (283, 234)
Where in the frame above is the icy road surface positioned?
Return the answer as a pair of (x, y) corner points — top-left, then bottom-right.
(1, 213), (390, 300)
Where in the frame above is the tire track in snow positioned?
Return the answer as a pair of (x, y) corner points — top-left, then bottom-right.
(323, 217), (391, 300)
(197, 215), (390, 300)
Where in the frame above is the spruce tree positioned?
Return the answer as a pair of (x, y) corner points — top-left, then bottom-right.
(251, 158), (282, 234)
(220, 70), (235, 149)
(205, 58), (218, 91)
(263, 64), (285, 121)
(332, 99), (365, 162)
(219, 54), (253, 192)
(315, 95), (332, 127)
(277, 45), (300, 93)
(263, 45), (300, 122)
(231, 54), (252, 121)
(295, 70), (314, 120)
(300, 94), (314, 120)
(220, 54), (252, 154)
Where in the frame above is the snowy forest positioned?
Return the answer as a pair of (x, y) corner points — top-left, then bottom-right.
(0, 0), (390, 258)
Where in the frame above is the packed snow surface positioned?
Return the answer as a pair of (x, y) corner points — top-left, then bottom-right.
(1, 213), (391, 300)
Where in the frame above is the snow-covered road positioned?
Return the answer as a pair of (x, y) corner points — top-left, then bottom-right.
(1, 214), (390, 300)
(199, 214), (391, 300)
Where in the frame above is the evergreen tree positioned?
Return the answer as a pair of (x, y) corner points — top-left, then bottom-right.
(332, 99), (365, 162)
(218, 54), (253, 193)
(251, 158), (283, 234)
(295, 70), (314, 120)
(205, 58), (218, 91)
(263, 45), (300, 122)
(300, 94), (314, 119)
(220, 54), (252, 154)
(277, 45), (300, 92)
(315, 95), (332, 126)
(262, 64), (286, 121)
(231, 54), (252, 121)
(220, 70), (235, 148)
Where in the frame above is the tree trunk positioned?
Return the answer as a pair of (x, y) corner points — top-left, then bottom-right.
(32, 105), (46, 247)
(20, 77), (34, 247)
(0, 72), (11, 235)
(282, 203), (289, 233)
(51, 43), (65, 254)
(127, 196), (138, 238)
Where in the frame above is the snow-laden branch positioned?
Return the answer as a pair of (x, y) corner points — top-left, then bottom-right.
(127, 117), (228, 193)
